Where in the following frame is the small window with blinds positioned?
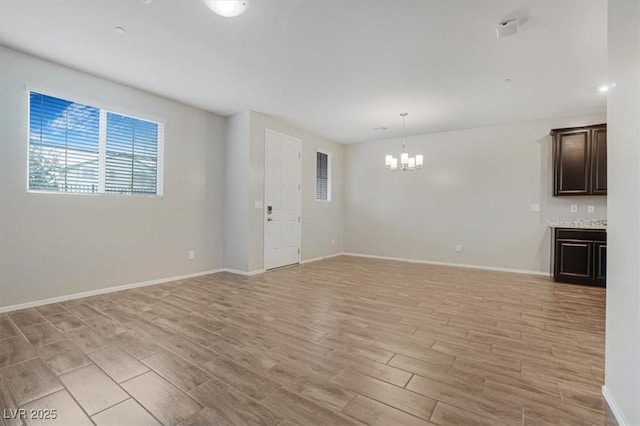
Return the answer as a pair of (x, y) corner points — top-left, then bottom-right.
(28, 91), (163, 196)
(316, 151), (331, 201)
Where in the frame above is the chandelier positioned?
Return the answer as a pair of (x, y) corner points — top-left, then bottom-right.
(385, 113), (423, 171)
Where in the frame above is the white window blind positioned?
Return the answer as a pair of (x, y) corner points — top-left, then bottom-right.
(106, 113), (159, 195)
(29, 93), (100, 193)
(316, 151), (330, 201)
(28, 91), (163, 196)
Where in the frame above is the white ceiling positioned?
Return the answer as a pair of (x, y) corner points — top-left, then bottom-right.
(0, 0), (607, 143)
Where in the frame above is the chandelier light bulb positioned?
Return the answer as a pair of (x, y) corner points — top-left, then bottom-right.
(385, 155), (393, 166)
(416, 154), (424, 167)
(401, 153), (409, 165)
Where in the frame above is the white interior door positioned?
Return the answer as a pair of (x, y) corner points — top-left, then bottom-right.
(265, 129), (301, 270)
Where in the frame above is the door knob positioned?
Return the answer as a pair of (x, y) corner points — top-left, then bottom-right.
(267, 218), (273, 222)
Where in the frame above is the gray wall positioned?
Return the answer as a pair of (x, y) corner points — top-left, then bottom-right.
(223, 112), (251, 272)
(222, 111), (344, 274)
(248, 112), (344, 271)
(344, 113), (606, 274)
(0, 46), (226, 309)
(604, 1), (640, 424)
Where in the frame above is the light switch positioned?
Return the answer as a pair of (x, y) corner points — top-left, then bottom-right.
(530, 204), (540, 212)
(254, 200), (263, 209)
(588, 205), (595, 213)
(570, 205), (578, 213)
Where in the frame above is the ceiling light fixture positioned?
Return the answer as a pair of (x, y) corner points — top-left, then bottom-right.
(204, 0), (247, 17)
(385, 113), (423, 172)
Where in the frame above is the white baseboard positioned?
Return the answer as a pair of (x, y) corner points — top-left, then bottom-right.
(224, 253), (345, 274)
(342, 252), (550, 277)
(0, 268), (224, 313)
(602, 385), (631, 426)
(0, 253), (549, 313)
(300, 252), (345, 264)
(223, 268), (265, 276)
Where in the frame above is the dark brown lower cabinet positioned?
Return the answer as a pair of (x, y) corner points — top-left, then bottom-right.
(554, 228), (606, 287)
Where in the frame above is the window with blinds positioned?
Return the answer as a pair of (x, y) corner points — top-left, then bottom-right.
(28, 91), (163, 196)
(316, 151), (331, 201)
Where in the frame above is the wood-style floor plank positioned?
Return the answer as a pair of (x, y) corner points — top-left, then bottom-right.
(7, 309), (46, 329)
(333, 369), (437, 421)
(19, 390), (92, 426)
(0, 315), (20, 341)
(121, 371), (202, 425)
(21, 323), (64, 347)
(0, 256), (614, 426)
(343, 394), (435, 426)
(0, 336), (37, 368)
(0, 358), (62, 407)
(188, 377), (283, 426)
(141, 350), (210, 392)
(91, 398), (161, 426)
(36, 340), (91, 375)
(262, 388), (359, 426)
(59, 364), (128, 415)
(87, 345), (149, 383)
(45, 312), (84, 333)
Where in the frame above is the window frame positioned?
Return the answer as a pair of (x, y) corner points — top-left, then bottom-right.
(315, 150), (332, 202)
(26, 87), (165, 198)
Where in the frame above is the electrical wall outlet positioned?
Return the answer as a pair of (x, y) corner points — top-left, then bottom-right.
(331, 237), (335, 245)
(588, 205), (595, 213)
(455, 244), (462, 253)
(188, 250), (195, 260)
(530, 204), (540, 212)
(570, 205), (578, 213)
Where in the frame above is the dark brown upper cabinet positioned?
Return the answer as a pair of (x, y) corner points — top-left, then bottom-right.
(551, 124), (607, 196)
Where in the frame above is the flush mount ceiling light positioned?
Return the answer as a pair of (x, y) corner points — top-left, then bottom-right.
(113, 26), (126, 35)
(204, 0), (247, 17)
(385, 113), (423, 172)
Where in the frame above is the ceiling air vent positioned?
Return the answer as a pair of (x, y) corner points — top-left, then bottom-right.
(496, 19), (520, 38)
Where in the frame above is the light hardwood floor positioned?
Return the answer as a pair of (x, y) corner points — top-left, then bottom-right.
(0, 256), (616, 425)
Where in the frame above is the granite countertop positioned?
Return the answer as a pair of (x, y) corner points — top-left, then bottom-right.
(548, 218), (607, 229)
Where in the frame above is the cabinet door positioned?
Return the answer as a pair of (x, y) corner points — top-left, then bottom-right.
(555, 239), (593, 281)
(554, 130), (591, 195)
(591, 127), (607, 194)
(594, 241), (607, 284)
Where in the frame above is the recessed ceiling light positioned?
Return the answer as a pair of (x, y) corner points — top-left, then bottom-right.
(374, 127), (388, 131)
(114, 26), (126, 35)
(204, 0), (247, 17)
(503, 78), (512, 84)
